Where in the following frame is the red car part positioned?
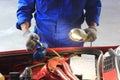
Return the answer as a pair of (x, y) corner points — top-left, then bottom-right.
(36, 57), (79, 80)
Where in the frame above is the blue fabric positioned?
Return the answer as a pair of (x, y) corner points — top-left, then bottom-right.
(33, 38), (47, 60)
(33, 48), (46, 61)
(16, 0), (102, 48)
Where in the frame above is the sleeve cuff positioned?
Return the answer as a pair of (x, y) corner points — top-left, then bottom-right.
(86, 17), (100, 26)
(16, 18), (31, 30)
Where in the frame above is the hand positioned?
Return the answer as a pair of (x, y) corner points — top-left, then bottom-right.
(84, 26), (97, 42)
(23, 30), (40, 52)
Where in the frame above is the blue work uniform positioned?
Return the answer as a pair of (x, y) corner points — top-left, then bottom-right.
(16, 0), (102, 48)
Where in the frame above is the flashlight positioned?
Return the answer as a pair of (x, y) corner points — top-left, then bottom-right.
(68, 28), (88, 42)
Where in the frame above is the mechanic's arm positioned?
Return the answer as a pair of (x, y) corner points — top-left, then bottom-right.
(85, 0), (102, 27)
(16, 0), (39, 51)
(83, 0), (102, 42)
(16, 0), (35, 30)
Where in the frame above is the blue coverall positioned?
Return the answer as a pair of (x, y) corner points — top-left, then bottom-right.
(16, 0), (102, 48)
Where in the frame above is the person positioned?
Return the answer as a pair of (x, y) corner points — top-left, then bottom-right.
(16, 0), (102, 60)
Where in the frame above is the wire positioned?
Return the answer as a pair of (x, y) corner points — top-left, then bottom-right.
(47, 48), (61, 57)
